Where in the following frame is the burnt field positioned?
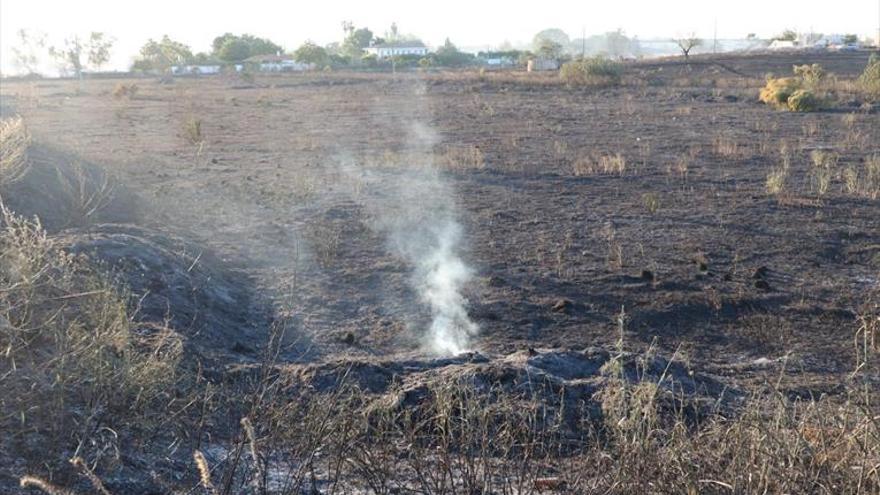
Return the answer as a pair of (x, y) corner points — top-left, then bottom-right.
(2, 51), (879, 493)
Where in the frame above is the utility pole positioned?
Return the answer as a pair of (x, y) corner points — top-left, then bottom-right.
(582, 26), (586, 59)
(713, 18), (718, 53)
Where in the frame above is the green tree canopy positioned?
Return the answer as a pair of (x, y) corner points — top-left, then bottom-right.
(433, 38), (475, 67)
(293, 41), (328, 66)
(211, 33), (282, 62)
(132, 35), (193, 72)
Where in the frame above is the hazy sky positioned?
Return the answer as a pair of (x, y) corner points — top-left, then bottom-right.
(1, 0), (878, 73)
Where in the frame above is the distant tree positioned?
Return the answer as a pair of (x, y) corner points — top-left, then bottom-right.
(533, 28), (570, 50)
(673, 34), (702, 62)
(212, 33), (282, 62)
(11, 29), (46, 75)
(49, 36), (84, 78)
(218, 38), (252, 62)
(342, 26), (374, 60)
(773, 29), (798, 42)
(85, 32), (114, 71)
(605, 29), (634, 58)
(293, 41), (328, 66)
(132, 35), (193, 73)
(433, 38), (474, 67)
(212, 33), (237, 53)
(535, 38), (563, 60)
(387, 22), (400, 41)
(843, 34), (858, 45)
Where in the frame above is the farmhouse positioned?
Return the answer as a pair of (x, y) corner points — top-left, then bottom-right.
(365, 40), (429, 59)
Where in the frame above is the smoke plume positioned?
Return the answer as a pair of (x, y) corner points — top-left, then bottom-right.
(341, 122), (479, 355)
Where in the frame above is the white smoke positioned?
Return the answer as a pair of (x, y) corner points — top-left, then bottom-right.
(414, 219), (478, 355)
(337, 121), (479, 355)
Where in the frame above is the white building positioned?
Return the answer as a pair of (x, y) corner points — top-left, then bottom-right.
(364, 41), (429, 59)
(244, 54), (313, 72)
(171, 65), (222, 75)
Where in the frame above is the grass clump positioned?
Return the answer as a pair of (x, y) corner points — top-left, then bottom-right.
(182, 116), (204, 145)
(786, 88), (823, 112)
(560, 57), (622, 87)
(0, 116), (31, 187)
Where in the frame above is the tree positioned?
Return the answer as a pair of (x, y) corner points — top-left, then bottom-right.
(218, 38), (252, 62)
(342, 26), (374, 60)
(49, 36), (84, 78)
(11, 29), (46, 76)
(211, 33), (282, 62)
(293, 41), (328, 66)
(843, 34), (858, 45)
(533, 28), (570, 55)
(535, 38), (563, 60)
(673, 34), (702, 62)
(773, 29), (798, 42)
(433, 38), (474, 67)
(132, 35), (193, 73)
(86, 32), (114, 71)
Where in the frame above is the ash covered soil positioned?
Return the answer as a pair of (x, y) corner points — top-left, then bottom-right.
(3, 50), (879, 395)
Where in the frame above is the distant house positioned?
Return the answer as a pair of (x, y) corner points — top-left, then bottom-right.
(171, 65), (222, 75)
(243, 54), (314, 72)
(364, 41), (429, 59)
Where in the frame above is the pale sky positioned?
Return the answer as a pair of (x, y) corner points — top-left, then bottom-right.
(1, 0), (878, 74)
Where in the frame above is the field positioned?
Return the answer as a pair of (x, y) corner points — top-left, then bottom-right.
(1, 51), (879, 493)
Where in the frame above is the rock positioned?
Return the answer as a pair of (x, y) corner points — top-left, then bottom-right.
(552, 299), (573, 313)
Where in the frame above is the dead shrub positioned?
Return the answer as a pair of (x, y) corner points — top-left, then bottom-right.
(112, 82), (139, 99)
(0, 116), (31, 187)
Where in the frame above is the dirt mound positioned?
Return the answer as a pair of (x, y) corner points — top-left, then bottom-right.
(59, 223), (268, 359)
(1, 142), (140, 231)
(275, 347), (738, 431)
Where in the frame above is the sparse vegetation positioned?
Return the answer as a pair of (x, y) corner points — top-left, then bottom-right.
(559, 57), (622, 86)
(858, 53), (880, 100)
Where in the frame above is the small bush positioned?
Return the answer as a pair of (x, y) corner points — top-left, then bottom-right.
(759, 77), (800, 109)
(787, 89), (823, 112)
(760, 64), (830, 112)
(858, 53), (880, 100)
(560, 57), (622, 86)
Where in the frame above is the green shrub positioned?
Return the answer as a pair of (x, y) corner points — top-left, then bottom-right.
(560, 57), (622, 86)
(787, 89), (824, 112)
(858, 53), (880, 100)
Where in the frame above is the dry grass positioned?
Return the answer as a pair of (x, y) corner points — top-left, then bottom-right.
(0, 116), (31, 187)
(440, 144), (485, 170)
(0, 204), (181, 471)
(572, 153), (626, 176)
(182, 116), (204, 145)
